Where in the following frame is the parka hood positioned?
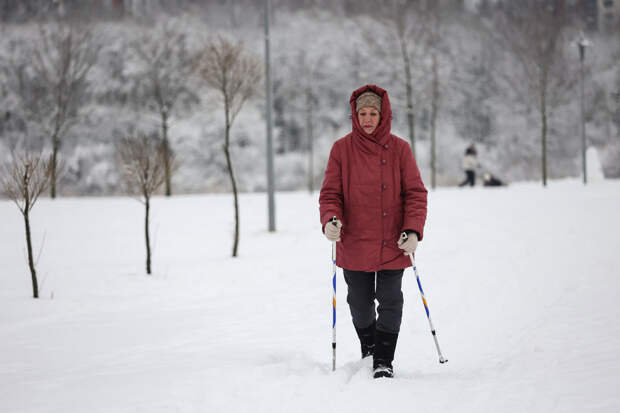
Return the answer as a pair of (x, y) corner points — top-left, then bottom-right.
(350, 84), (392, 144)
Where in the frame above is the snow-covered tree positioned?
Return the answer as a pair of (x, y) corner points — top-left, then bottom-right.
(116, 132), (166, 275)
(493, 0), (578, 186)
(199, 36), (262, 257)
(6, 22), (97, 198)
(130, 23), (201, 197)
(1, 151), (52, 298)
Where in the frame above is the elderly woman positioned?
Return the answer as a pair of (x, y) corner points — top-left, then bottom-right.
(319, 85), (428, 379)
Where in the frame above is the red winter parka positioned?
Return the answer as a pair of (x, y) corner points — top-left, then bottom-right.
(319, 85), (427, 272)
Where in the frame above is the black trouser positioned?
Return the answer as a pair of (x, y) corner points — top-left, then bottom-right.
(343, 269), (404, 334)
(459, 170), (476, 187)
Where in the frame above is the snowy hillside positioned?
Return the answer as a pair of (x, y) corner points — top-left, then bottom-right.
(1, 180), (620, 412)
(2, 4), (619, 196)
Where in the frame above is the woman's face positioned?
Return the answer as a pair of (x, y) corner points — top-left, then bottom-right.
(357, 106), (380, 134)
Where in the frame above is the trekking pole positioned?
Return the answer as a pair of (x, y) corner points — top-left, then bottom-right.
(330, 217), (337, 371)
(401, 232), (448, 364)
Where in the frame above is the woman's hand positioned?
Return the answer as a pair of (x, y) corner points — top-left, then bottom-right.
(324, 219), (342, 242)
(398, 232), (418, 255)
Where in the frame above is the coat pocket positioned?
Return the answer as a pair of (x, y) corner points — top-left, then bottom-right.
(383, 203), (404, 241)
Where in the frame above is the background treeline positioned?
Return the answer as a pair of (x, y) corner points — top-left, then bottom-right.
(1, 0), (619, 197)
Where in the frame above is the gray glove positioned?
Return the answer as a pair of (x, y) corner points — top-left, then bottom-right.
(324, 218), (342, 242)
(398, 232), (418, 255)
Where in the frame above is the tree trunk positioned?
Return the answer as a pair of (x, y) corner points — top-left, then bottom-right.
(540, 75), (548, 187)
(306, 86), (314, 193)
(50, 134), (59, 199)
(145, 195), (152, 274)
(24, 210), (39, 299)
(162, 110), (172, 197)
(430, 51), (439, 190)
(224, 122), (240, 257)
(400, 35), (416, 159)
(580, 56), (588, 185)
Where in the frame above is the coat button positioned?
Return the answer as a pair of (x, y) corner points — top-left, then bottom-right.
(383, 144), (389, 149)
(381, 159), (387, 164)
(382, 184), (387, 190)
(382, 241), (386, 246)
(382, 211), (387, 217)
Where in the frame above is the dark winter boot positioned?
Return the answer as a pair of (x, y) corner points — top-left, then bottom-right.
(373, 329), (398, 379)
(354, 321), (376, 359)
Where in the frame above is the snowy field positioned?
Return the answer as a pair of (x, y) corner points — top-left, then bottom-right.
(1, 180), (620, 412)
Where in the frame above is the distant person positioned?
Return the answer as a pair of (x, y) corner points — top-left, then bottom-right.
(319, 85), (428, 379)
(459, 144), (478, 187)
(483, 172), (505, 187)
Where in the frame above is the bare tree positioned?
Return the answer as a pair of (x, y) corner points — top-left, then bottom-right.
(1, 152), (52, 298)
(131, 24), (201, 197)
(428, 3), (442, 190)
(116, 133), (166, 275)
(358, 0), (428, 159)
(381, 0), (428, 159)
(451, 21), (499, 148)
(407, 1), (457, 189)
(277, 48), (329, 193)
(25, 22), (97, 198)
(494, 1), (577, 186)
(363, 1), (452, 187)
(199, 36), (262, 258)
(305, 80), (315, 193)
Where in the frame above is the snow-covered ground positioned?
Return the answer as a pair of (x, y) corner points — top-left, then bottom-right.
(1, 180), (619, 412)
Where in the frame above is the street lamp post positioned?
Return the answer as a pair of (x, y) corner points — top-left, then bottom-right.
(265, 0), (276, 231)
(577, 33), (591, 185)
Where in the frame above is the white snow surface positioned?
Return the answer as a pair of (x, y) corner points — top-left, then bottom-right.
(1, 180), (620, 412)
